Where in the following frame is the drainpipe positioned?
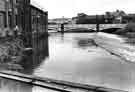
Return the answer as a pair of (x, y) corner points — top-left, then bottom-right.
(11, 0), (15, 29)
(5, 0), (9, 28)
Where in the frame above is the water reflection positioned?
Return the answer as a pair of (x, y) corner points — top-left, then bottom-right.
(75, 38), (97, 49)
(34, 33), (135, 92)
(18, 37), (49, 74)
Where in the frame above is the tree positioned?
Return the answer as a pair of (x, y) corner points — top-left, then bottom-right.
(77, 13), (87, 17)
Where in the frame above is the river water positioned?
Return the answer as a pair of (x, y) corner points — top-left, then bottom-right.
(0, 33), (135, 92)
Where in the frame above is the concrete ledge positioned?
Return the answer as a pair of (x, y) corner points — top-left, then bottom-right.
(0, 71), (127, 92)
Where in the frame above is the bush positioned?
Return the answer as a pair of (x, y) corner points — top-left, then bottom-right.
(125, 23), (135, 32)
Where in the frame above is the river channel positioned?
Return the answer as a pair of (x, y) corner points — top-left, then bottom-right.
(0, 33), (134, 92)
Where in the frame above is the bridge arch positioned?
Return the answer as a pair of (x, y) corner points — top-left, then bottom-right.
(65, 28), (95, 32)
(100, 28), (122, 33)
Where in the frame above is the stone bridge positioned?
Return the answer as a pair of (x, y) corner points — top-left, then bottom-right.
(48, 24), (127, 32)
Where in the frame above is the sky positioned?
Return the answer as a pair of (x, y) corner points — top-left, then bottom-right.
(32, 0), (135, 19)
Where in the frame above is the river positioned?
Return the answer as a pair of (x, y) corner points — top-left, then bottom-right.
(0, 33), (134, 92)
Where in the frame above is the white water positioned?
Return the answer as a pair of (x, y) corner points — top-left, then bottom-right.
(94, 32), (135, 63)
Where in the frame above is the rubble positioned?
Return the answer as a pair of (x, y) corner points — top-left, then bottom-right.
(0, 37), (24, 70)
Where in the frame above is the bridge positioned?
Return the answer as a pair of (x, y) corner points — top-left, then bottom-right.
(48, 24), (127, 32)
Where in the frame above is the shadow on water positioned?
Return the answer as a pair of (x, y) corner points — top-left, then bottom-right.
(76, 38), (97, 49)
(101, 28), (121, 33)
(18, 37), (49, 74)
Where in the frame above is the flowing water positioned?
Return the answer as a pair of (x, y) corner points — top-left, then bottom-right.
(0, 33), (135, 92)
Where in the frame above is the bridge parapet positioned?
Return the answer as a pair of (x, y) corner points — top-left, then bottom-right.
(100, 24), (127, 30)
(48, 24), (127, 32)
(65, 24), (97, 30)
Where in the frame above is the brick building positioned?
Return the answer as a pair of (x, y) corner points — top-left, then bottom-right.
(0, 0), (48, 37)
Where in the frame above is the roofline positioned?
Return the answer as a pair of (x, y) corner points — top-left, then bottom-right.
(30, 4), (47, 14)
